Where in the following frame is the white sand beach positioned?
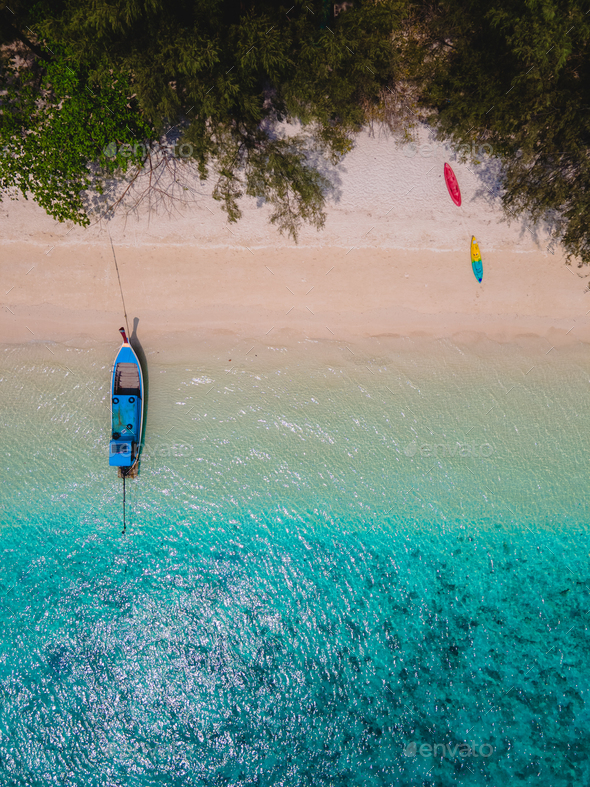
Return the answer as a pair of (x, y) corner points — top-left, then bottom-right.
(1, 128), (589, 349)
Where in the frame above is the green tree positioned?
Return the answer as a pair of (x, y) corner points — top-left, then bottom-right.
(0, 43), (152, 224)
(1, 0), (408, 238)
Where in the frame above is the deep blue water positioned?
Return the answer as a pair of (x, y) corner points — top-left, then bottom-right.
(1, 342), (589, 785)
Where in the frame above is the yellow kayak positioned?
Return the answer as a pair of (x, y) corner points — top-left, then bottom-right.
(471, 236), (483, 282)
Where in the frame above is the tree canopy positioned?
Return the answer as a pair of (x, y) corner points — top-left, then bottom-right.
(1, 0), (589, 260)
(0, 38), (150, 224)
(1, 0), (407, 237)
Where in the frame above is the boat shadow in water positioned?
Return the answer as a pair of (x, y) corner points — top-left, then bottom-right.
(129, 317), (148, 476)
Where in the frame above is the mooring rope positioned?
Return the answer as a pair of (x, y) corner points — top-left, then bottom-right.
(109, 231), (130, 337)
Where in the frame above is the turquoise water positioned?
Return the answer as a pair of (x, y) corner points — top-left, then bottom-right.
(1, 338), (589, 786)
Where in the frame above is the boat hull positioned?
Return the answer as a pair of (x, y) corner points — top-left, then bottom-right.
(444, 163), (462, 207)
(109, 343), (144, 469)
(471, 236), (483, 282)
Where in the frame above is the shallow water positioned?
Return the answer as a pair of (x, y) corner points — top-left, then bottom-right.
(1, 338), (589, 786)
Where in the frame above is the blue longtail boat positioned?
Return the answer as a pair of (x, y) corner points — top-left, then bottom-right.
(109, 327), (144, 476)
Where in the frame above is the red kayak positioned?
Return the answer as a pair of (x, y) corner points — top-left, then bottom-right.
(444, 163), (462, 206)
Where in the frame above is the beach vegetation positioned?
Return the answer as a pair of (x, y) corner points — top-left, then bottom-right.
(1, 0), (589, 259)
(0, 36), (151, 224)
(1, 0), (407, 239)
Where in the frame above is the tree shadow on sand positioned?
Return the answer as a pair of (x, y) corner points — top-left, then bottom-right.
(442, 142), (568, 260)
